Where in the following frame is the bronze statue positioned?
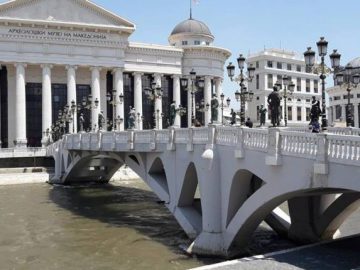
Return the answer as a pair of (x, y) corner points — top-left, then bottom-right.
(310, 96), (321, 125)
(267, 86), (281, 127)
(169, 101), (176, 126)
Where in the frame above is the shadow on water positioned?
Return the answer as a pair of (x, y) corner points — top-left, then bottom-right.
(48, 182), (222, 265)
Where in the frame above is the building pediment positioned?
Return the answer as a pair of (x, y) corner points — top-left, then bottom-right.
(0, 0), (135, 33)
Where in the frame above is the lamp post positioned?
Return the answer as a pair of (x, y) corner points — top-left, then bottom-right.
(220, 93), (231, 125)
(304, 37), (341, 131)
(227, 54), (255, 126)
(81, 94), (99, 131)
(335, 64), (360, 127)
(274, 75), (295, 127)
(70, 100), (76, 133)
(180, 69), (205, 127)
(106, 89), (124, 131)
(145, 81), (163, 130)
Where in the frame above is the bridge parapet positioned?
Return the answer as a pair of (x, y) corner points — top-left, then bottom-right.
(61, 127), (360, 170)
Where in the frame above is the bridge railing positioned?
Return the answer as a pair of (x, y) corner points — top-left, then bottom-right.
(327, 127), (360, 136)
(61, 126), (360, 169)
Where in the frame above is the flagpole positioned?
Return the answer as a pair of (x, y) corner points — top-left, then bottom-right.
(190, 0), (192, 19)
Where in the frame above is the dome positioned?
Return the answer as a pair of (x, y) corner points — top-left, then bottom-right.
(170, 18), (213, 37)
(347, 57), (360, 68)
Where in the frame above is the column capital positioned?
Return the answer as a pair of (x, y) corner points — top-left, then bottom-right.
(204, 75), (213, 80)
(214, 77), (223, 84)
(153, 73), (163, 78)
(41, 64), (53, 69)
(14, 63), (27, 68)
(112, 67), (124, 74)
(132, 72), (144, 77)
(65, 65), (78, 71)
(90, 66), (102, 72)
(171, 74), (181, 79)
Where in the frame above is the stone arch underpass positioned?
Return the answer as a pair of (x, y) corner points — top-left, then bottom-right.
(48, 129), (360, 257)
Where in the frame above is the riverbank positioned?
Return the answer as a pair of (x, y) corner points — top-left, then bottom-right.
(0, 166), (140, 186)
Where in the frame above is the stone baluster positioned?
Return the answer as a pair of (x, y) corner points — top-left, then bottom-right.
(266, 128), (282, 165)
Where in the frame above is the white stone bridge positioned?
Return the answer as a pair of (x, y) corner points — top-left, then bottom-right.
(47, 126), (360, 257)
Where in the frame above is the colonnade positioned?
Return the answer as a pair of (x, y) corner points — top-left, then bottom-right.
(9, 63), (224, 148)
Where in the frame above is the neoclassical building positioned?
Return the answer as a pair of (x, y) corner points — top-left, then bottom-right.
(247, 49), (321, 126)
(0, 0), (230, 148)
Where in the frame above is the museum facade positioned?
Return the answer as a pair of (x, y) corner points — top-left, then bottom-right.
(0, 0), (231, 147)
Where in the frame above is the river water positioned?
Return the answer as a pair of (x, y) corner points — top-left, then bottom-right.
(0, 179), (358, 270)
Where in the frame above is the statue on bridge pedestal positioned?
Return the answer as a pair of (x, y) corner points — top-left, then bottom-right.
(98, 111), (105, 131)
(79, 113), (85, 133)
(267, 86), (281, 127)
(169, 101), (176, 126)
(128, 106), (136, 130)
(211, 94), (219, 123)
(310, 96), (321, 125)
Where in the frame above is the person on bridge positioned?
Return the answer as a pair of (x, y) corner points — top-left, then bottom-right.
(267, 86), (281, 127)
(259, 104), (267, 127)
(245, 117), (253, 128)
(230, 109), (236, 125)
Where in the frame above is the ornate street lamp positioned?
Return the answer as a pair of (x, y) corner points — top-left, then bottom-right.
(80, 94), (99, 132)
(227, 54), (255, 126)
(145, 81), (163, 130)
(274, 76), (295, 127)
(304, 38), (341, 131)
(107, 89), (124, 131)
(335, 63), (360, 127)
(181, 69), (205, 127)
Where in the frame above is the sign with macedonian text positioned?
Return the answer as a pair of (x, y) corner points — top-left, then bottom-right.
(7, 28), (108, 41)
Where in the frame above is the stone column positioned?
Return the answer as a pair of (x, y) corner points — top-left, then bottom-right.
(172, 75), (181, 127)
(332, 106), (337, 122)
(66, 65), (77, 133)
(41, 64), (53, 146)
(354, 103), (359, 128)
(133, 72), (143, 130)
(204, 76), (212, 126)
(187, 78), (192, 127)
(154, 73), (163, 130)
(113, 68), (124, 131)
(91, 67), (101, 131)
(215, 78), (222, 124)
(15, 63), (27, 147)
(341, 104), (346, 122)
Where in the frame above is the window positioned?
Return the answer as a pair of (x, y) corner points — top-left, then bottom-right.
(329, 97), (333, 101)
(306, 108), (310, 121)
(194, 40), (200, 45)
(344, 94), (354, 99)
(287, 63), (292, 71)
(182, 41), (188, 45)
(205, 42), (210, 45)
(297, 107), (302, 121)
(335, 105), (342, 119)
(334, 96), (341, 101)
(297, 78), (301, 92)
(357, 94), (360, 98)
(306, 99), (311, 103)
(256, 74), (259, 89)
(314, 80), (318, 93)
(288, 106), (292, 121)
(256, 96), (260, 100)
(277, 75), (282, 85)
(267, 74), (273, 89)
(267, 61), (273, 68)
(256, 61), (259, 68)
(306, 79), (310, 92)
(296, 65), (301, 72)
(277, 62), (282, 69)
(297, 99), (301, 102)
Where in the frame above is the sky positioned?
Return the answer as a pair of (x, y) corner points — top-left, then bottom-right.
(90, 0), (360, 98)
(2, 0), (360, 99)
